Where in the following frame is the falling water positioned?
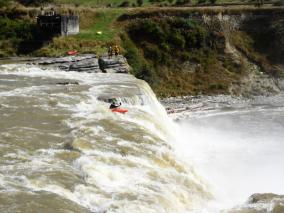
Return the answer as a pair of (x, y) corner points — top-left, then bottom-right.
(0, 64), (210, 213)
(1, 63), (283, 213)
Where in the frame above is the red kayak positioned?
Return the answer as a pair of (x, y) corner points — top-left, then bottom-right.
(111, 108), (128, 114)
(67, 50), (78, 55)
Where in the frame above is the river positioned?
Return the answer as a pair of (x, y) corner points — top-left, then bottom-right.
(0, 63), (283, 213)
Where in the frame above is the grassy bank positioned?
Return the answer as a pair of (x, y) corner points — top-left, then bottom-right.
(0, 5), (283, 96)
(37, 8), (125, 56)
(0, 7), (125, 56)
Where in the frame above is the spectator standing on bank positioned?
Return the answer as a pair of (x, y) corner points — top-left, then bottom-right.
(114, 45), (120, 57)
(108, 46), (113, 58)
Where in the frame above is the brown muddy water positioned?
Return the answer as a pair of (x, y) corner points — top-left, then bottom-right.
(0, 64), (210, 213)
(1, 63), (284, 213)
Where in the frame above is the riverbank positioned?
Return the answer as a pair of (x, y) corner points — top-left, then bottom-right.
(0, 5), (284, 97)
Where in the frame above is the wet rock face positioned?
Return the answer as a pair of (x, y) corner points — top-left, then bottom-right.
(98, 55), (131, 73)
(31, 54), (102, 73)
(29, 54), (131, 74)
(248, 193), (283, 203)
(228, 193), (284, 213)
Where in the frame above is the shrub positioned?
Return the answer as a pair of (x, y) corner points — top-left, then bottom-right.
(0, 18), (38, 40)
(197, 0), (206, 4)
(273, 0), (284, 6)
(209, 84), (225, 90)
(180, 52), (191, 61)
(184, 25), (208, 48)
(128, 20), (166, 43)
(119, 0), (130, 7)
(169, 17), (189, 28)
(168, 32), (185, 48)
(121, 34), (142, 74)
(160, 42), (170, 52)
(0, 0), (11, 7)
(143, 43), (163, 62)
(136, 63), (158, 86)
(137, 0), (144, 6)
(175, 0), (191, 5)
(149, 0), (164, 2)
(17, 0), (54, 6)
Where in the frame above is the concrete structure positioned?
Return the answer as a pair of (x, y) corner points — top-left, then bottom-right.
(37, 13), (79, 36)
(61, 15), (79, 36)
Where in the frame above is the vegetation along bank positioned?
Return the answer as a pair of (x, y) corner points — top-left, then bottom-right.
(0, 0), (284, 97)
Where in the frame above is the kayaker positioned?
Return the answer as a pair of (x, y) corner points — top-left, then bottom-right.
(109, 99), (121, 109)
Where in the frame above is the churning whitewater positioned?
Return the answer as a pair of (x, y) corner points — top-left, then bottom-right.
(0, 64), (210, 213)
(1, 63), (284, 213)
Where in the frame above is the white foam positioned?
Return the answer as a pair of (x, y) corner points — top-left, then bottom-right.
(0, 63), (211, 212)
(173, 99), (284, 211)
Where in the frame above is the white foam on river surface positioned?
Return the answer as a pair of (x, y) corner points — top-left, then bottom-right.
(1, 63), (284, 212)
(0, 64), (210, 213)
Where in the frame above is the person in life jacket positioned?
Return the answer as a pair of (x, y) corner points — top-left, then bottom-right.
(113, 45), (120, 56)
(109, 98), (121, 109)
(108, 46), (113, 58)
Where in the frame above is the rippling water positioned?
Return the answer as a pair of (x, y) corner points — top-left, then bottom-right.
(0, 64), (210, 213)
(1, 63), (283, 213)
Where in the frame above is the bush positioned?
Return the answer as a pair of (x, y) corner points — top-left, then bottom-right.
(137, 0), (144, 6)
(143, 43), (163, 62)
(209, 84), (225, 90)
(0, 0), (10, 7)
(149, 0), (164, 2)
(128, 20), (166, 43)
(119, 0), (130, 7)
(273, 0), (284, 6)
(169, 17), (189, 28)
(175, 0), (191, 5)
(184, 25), (208, 48)
(168, 32), (185, 48)
(121, 34), (143, 75)
(197, 0), (206, 4)
(17, 0), (54, 6)
(0, 18), (37, 40)
(136, 63), (158, 86)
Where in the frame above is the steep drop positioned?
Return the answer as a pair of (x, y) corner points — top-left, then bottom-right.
(0, 64), (210, 213)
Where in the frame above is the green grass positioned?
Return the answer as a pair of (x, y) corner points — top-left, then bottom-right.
(75, 9), (124, 42)
(28, 8), (126, 56)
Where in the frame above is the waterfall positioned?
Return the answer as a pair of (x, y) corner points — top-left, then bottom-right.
(0, 63), (211, 213)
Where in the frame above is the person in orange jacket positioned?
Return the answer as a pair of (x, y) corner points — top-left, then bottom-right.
(113, 45), (120, 57)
